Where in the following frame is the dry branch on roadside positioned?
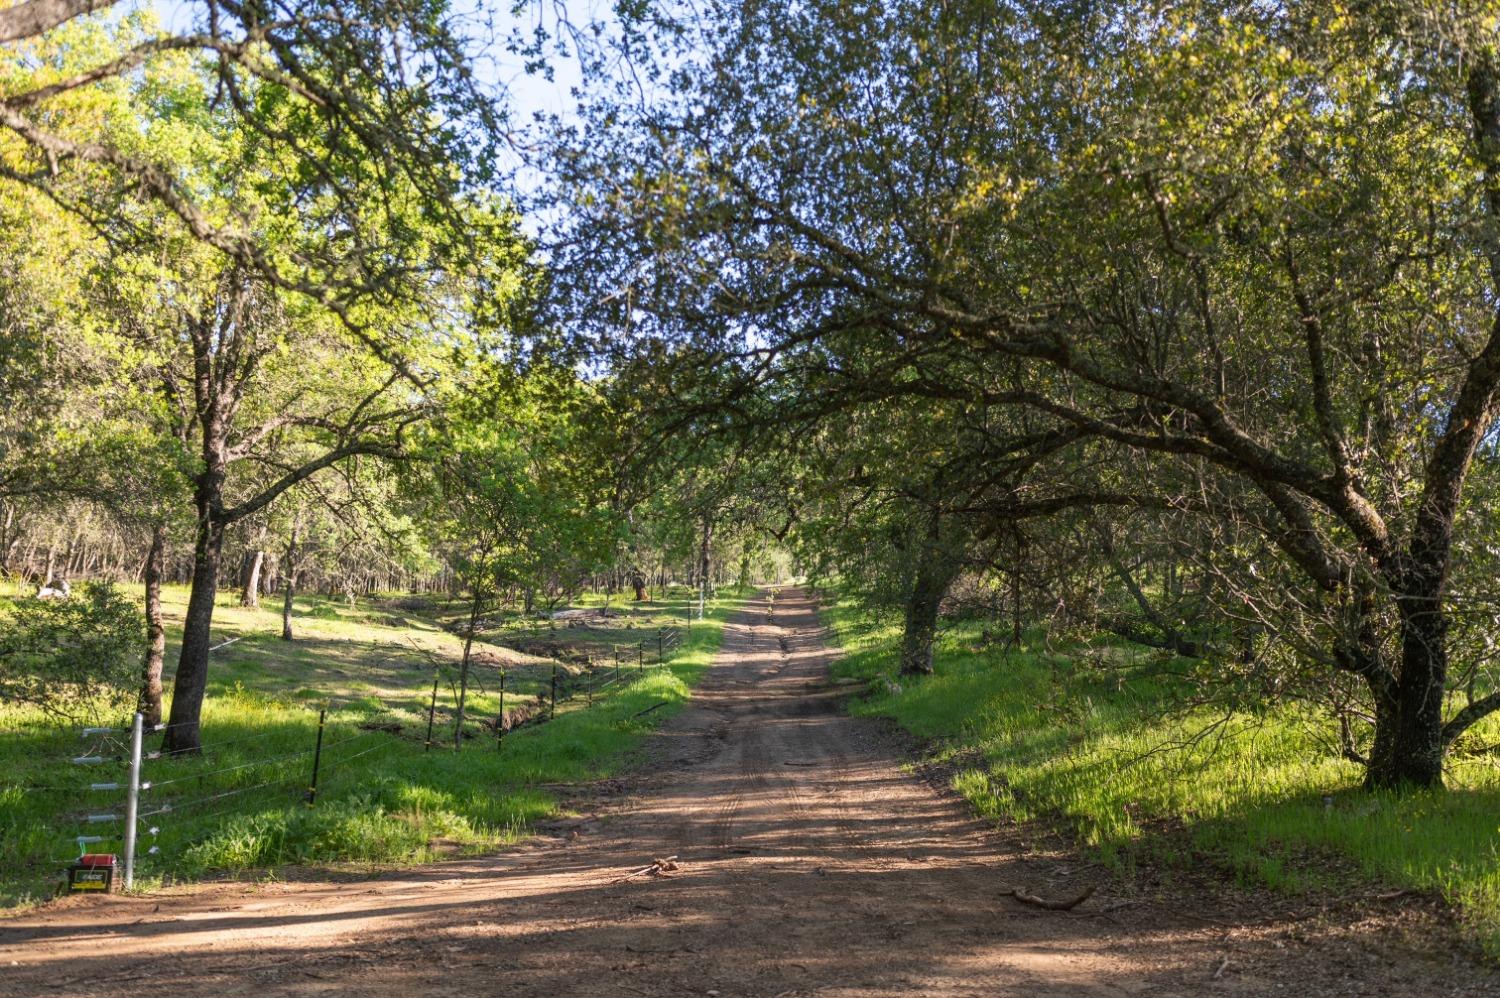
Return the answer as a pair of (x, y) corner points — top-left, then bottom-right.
(1002, 885), (1096, 911)
(612, 856), (681, 883)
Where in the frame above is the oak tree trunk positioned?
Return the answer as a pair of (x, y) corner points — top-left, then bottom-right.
(240, 545), (264, 607)
(163, 512), (224, 754)
(900, 509), (963, 677)
(138, 522), (167, 728)
(1364, 599), (1448, 789)
(281, 521), (299, 641)
(1355, 47), (1500, 786)
(698, 513), (714, 617)
(900, 558), (961, 676)
(454, 586), (483, 751)
(0, 500), (14, 574)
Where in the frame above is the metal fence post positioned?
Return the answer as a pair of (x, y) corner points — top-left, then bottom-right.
(658, 630), (664, 664)
(305, 707), (327, 805)
(496, 671), (506, 752)
(122, 712), (143, 891)
(637, 642), (643, 671)
(425, 671), (439, 752)
(550, 664), (558, 719)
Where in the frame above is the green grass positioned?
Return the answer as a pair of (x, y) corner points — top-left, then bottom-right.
(0, 583), (746, 906)
(822, 594), (1500, 953)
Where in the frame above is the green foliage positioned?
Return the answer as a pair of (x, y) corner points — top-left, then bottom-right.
(0, 586), (141, 722)
(0, 1), (507, 311)
(555, 0), (1500, 787)
(414, 366), (619, 608)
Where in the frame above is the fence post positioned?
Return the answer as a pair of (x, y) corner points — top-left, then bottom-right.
(637, 642), (644, 671)
(305, 707), (327, 805)
(550, 664), (558, 719)
(496, 671), (506, 752)
(425, 671), (439, 752)
(658, 630), (664, 664)
(122, 712), (143, 891)
(614, 646), (620, 679)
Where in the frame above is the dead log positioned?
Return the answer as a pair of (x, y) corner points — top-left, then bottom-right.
(1003, 885), (1096, 911)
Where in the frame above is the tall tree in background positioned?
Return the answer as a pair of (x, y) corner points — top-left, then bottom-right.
(416, 367), (617, 750)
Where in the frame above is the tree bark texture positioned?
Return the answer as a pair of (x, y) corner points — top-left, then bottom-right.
(138, 522), (167, 728)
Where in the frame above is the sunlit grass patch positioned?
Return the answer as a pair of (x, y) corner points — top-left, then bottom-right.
(823, 595), (1500, 954)
(0, 587), (743, 906)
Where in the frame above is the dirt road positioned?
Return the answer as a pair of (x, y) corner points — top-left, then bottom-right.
(2, 590), (1495, 996)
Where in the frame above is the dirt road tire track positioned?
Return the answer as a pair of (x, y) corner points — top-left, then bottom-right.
(1, 589), (1495, 996)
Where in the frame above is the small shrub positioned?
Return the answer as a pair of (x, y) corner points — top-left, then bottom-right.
(0, 583), (140, 722)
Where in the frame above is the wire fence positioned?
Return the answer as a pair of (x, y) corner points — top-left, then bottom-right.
(24, 623), (691, 896)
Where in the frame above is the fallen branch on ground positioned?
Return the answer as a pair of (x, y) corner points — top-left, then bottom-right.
(631, 701), (670, 719)
(613, 856), (680, 883)
(1003, 885), (1096, 911)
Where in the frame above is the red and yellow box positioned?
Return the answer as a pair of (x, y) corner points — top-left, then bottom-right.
(66, 854), (115, 893)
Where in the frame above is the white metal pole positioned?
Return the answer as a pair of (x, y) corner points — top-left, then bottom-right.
(123, 712), (143, 890)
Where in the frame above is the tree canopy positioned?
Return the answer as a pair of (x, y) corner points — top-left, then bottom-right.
(7, 0), (1500, 793)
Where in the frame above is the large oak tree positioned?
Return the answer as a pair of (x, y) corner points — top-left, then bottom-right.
(555, 0), (1500, 789)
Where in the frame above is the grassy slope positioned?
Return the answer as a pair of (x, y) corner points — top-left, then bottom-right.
(822, 595), (1500, 953)
(0, 583), (744, 906)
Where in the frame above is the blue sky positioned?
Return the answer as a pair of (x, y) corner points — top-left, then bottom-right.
(151, 0), (591, 125)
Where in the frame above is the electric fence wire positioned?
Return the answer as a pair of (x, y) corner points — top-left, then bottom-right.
(23, 728), (370, 807)
(11, 782), (122, 795)
(137, 764), (309, 819)
(25, 721), (378, 880)
(143, 727), (380, 789)
(130, 713), (377, 761)
(158, 723), (321, 754)
(318, 733), (401, 774)
(139, 753), (391, 861)
(139, 718), (221, 734)
(13, 771), (163, 795)
(72, 732), (133, 761)
(140, 729), (387, 817)
(135, 734), (404, 848)
(144, 745), (317, 790)
(145, 777), (306, 830)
